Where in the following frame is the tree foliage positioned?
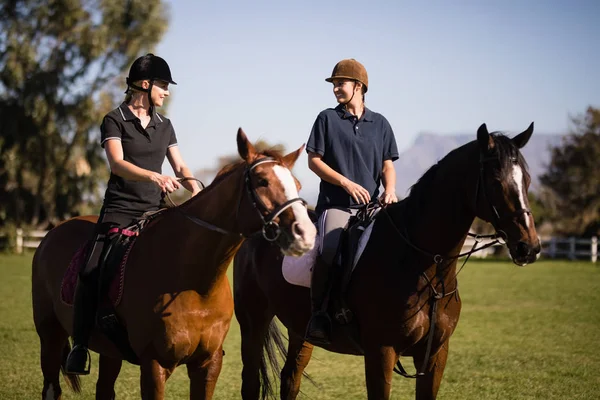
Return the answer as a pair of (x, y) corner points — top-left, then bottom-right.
(539, 106), (600, 236)
(0, 0), (169, 228)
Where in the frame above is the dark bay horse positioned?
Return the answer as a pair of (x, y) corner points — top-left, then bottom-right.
(233, 123), (541, 400)
(32, 129), (317, 400)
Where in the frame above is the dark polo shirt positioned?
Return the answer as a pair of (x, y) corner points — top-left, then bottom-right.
(100, 103), (178, 214)
(307, 104), (399, 215)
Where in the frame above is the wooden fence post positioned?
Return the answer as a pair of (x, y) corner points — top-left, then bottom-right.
(16, 228), (23, 254)
(592, 236), (598, 263)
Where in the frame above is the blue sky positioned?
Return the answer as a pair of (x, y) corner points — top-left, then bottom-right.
(155, 0), (599, 195)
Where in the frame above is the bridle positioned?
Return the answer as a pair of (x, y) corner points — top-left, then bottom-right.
(243, 158), (307, 241)
(173, 157), (306, 242)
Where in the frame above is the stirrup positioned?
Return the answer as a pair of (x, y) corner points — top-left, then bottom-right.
(305, 312), (332, 346)
(65, 344), (91, 375)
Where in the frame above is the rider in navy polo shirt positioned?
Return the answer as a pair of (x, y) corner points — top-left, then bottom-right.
(65, 54), (201, 375)
(305, 59), (399, 345)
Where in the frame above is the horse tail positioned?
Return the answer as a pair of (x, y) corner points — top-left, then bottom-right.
(259, 320), (316, 399)
(60, 341), (82, 393)
(259, 319), (287, 400)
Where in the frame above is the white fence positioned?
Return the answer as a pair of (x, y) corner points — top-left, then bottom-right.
(15, 228), (48, 254)
(541, 236), (598, 262)
(461, 235), (598, 262)
(8, 228), (600, 262)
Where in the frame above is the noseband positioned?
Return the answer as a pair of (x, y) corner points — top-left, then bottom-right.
(176, 157), (306, 241)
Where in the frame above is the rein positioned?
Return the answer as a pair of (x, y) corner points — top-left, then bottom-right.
(164, 177), (206, 208)
(166, 158), (306, 241)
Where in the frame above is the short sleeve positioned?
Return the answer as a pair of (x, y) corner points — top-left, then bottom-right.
(167, 120), (178, 148)
(306, 114), (326, 156)
(382, 117), (399, 162)
(100, 116), (122, 148)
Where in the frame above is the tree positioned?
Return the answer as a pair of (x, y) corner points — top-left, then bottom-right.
(0, 0), (170, 229)
(539, 106), (600, 236)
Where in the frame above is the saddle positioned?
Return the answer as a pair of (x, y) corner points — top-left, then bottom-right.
(61, 210), (163, 364)
(281, 204), (379, 289)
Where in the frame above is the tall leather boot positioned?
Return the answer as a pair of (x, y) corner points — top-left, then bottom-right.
(65, 278), (97, 375)
(304, 255), (333, 345)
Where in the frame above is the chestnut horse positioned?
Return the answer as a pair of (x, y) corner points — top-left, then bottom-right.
(233, 123), (541, 400)
(32, 129), (317, 400)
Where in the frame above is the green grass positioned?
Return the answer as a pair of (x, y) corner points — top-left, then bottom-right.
(1, 254), (599, 399)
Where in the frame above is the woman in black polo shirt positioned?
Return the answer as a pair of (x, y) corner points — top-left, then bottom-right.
(65, 54), (201, 375)
(305, 59), (399, 345)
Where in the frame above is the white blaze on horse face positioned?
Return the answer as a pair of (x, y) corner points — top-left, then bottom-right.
(511, 164), (530, 229)
(273, 165), (317, 248)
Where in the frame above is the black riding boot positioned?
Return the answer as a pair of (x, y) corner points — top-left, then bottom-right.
(65, 278), (97, 375)
(305, 255), (333, 345)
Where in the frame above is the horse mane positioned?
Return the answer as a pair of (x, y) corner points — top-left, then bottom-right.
(213, 149), (286, 181)
(392, 131), (529, 223)
(491, 133), (530, 182)
(185, 148), (288, 202)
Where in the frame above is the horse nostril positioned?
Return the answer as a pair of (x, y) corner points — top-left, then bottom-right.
(292, 222), (303, 237)
(516, 241), (531, 256)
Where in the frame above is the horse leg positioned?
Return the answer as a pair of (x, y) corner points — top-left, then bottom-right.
(140, 358), (172, 400)
(280, 332), (314, 400)
(38, 318), (69, 400)
(186, 348), (224, 400)
(235, 269), (275, 400)
(95, 355), (123, 400)
(413, 340), (449, 400)
(363, 345), (398, 400)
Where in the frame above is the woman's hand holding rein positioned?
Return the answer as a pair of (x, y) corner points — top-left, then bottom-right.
(150, 172), (181, 193)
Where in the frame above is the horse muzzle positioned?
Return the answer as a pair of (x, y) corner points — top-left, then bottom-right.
(510, 238), (541, 266)
(279, 220), (316, 257)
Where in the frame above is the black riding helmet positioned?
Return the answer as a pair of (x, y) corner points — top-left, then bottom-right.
(125, 53), (176, 108)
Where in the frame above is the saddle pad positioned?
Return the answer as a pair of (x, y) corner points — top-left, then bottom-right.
(282, 220), (375, 288)
(60, 240), (135, 307)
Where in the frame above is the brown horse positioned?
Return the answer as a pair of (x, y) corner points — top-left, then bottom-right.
(32, 129), (317, 400)
(233, 123), (541, 400)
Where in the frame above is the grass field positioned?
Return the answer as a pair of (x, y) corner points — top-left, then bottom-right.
(0, 253), (599, 399)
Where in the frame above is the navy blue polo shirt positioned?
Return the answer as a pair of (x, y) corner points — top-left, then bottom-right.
(307, 104), (399, 214)
(100, 103), (178, 214)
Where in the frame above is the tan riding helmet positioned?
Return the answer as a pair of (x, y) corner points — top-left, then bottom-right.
(325, 58), (369, 93)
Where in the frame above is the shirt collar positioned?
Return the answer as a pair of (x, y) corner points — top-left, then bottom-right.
(118, 102), (136, 121)
(118, 102), (163, 127)
(335, 104), (373, 122)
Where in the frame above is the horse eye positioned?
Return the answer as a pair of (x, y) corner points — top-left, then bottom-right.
(258, 178), (269, 187)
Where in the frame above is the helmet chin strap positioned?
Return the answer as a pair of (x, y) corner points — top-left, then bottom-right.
(342, 81), (357, 105)
(127, 80), (155, 113)
(147, 80), (154, 115)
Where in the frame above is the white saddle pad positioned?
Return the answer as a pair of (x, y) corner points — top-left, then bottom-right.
(282, 220), (376, 288)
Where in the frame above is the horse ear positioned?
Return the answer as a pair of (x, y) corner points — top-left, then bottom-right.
(477, 123), (494, 151)
(237, 127), (257, 162)
(512, 122), (534, 149)
(282, 144), (305, 169)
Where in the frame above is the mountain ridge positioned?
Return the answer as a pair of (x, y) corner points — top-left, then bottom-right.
(394, 131), (564, 198)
